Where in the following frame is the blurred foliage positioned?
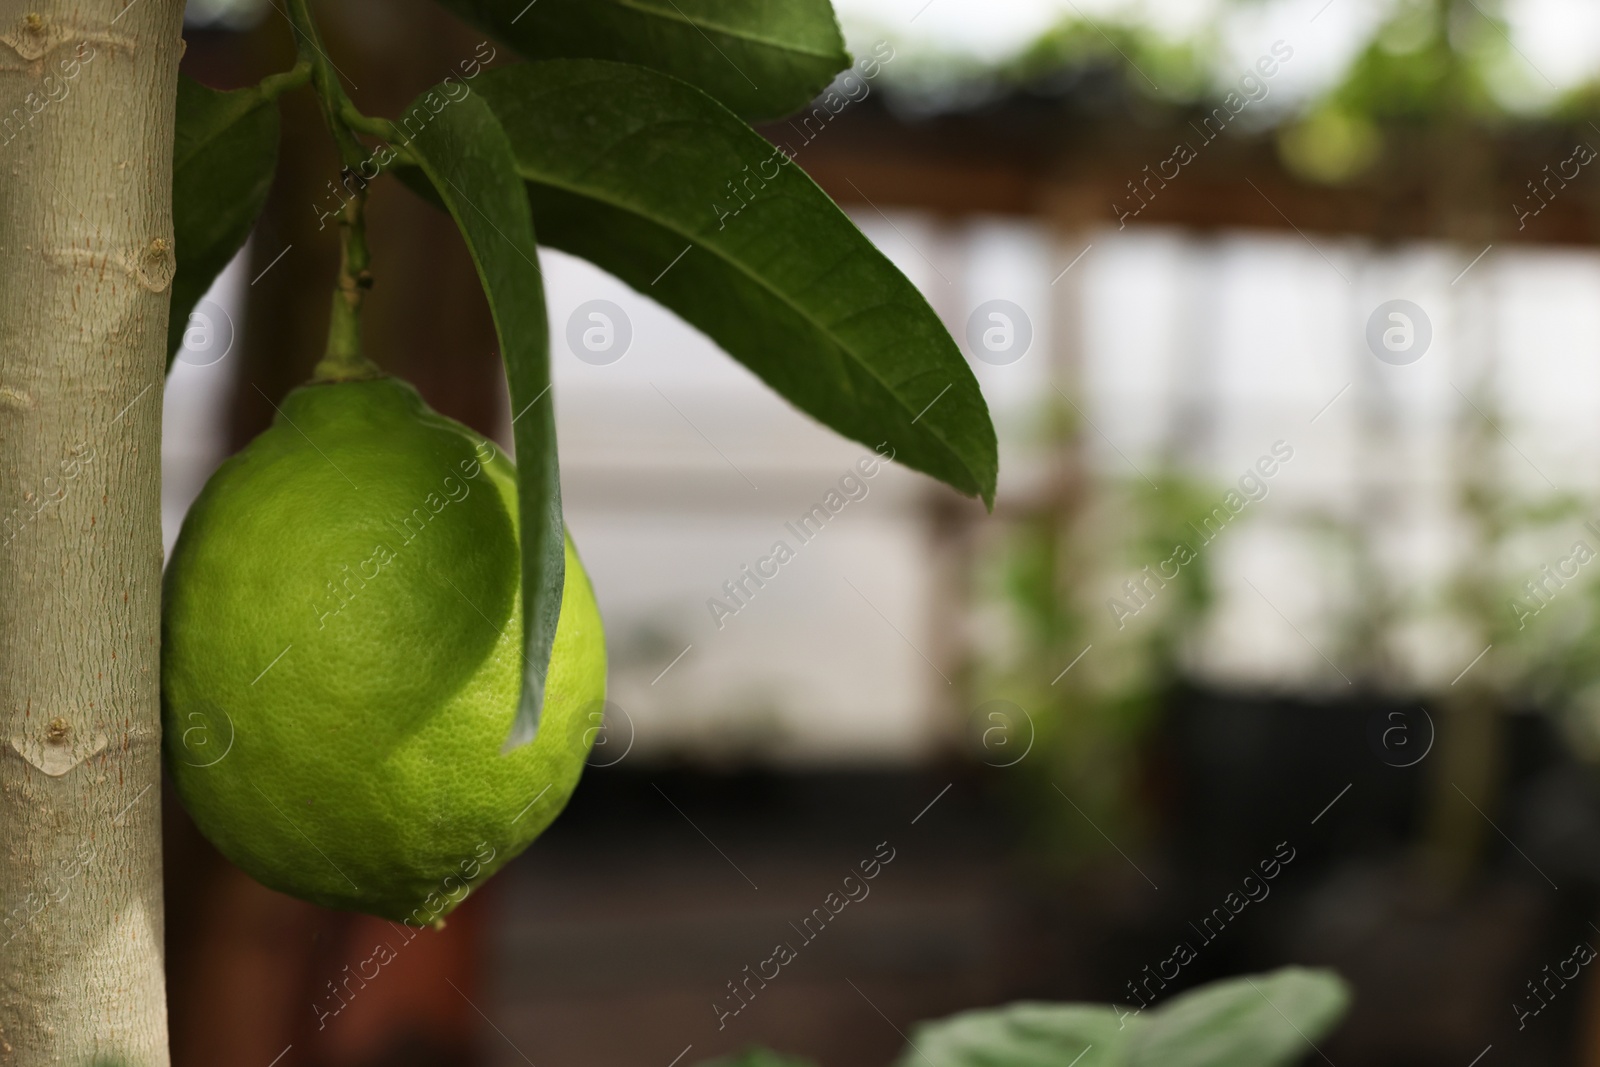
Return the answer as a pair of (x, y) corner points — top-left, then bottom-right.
(852, 0), (1525, 119)
(970, 364), (1600, 869)
(844, 5), (1600, 901)
(1005, 21), (1216, 107)
(1277, 0), (1522, 184)
(848, 0), (1600, 879)
(850, 0), (1600, 190)
(1324, 0), (1512, 123)
(844, 13), (1214, 118)
(969, 397), (1229, 869)
(1472, 484), (1600, 757)
(703, 968), (1349, 1067)
(1276, 107), (1383, 185)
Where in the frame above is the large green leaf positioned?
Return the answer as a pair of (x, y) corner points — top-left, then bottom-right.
(1129, 968), (1350, 1067)
(167, 75), (279, 367)
(432, 0), (848, 121)
(890, 968), (1349, 1067)
(402, 89), (563, 749)
(460, 60), (996, 506)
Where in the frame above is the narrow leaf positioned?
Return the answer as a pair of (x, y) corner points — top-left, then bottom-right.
(402, 90), (563, 748)
(466, 60), (997, 506)
(896, 1002), (1132, 1067)
(432, 0), (848, 122)
(1129, 968), (1351, 1067)
(167, 75), (279, 368)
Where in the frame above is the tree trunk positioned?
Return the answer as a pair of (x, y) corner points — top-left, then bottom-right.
(0, 0), (183, 1062)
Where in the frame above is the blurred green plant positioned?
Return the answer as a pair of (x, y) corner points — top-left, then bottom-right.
(971, 436), (1222, 867)
(1277, 0), (1521, 184)
(703, 968), (1348, 1067)
(1005, 21), (1216, 105)
(842, 13), (1212, 116)
(855, 0), (1596, 191)
(1474, 490), (1600, 749)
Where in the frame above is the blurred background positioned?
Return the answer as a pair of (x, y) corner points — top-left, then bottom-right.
(163, 0), (1600, 1063)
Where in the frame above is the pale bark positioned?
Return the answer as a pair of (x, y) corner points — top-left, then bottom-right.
(0, 0), (183, 1062)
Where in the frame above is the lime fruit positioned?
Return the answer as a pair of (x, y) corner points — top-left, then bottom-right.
(162, 376), (605, 923)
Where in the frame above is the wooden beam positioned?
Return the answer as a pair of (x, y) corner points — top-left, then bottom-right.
(773, 103), (1600, 246)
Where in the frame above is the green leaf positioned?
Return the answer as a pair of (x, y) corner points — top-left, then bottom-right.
(897, 1003), (1131, 1067)
(460, 60), (996, 506)
(432, 0), (848, 122)
(167, 75), (279, 368)
(1129, 968), (1350, 1067)
(401, 89), (563, 749)
(888, 968), (1349, 1067)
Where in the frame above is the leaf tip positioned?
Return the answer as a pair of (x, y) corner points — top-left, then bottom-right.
(501, 681), (545, 753)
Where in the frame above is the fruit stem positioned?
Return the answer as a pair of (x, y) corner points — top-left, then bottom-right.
(313, 191), (380, 382)
(285, 0), (384, 383)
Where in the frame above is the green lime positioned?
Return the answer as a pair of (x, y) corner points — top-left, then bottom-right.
(162, 376), (605, 923)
